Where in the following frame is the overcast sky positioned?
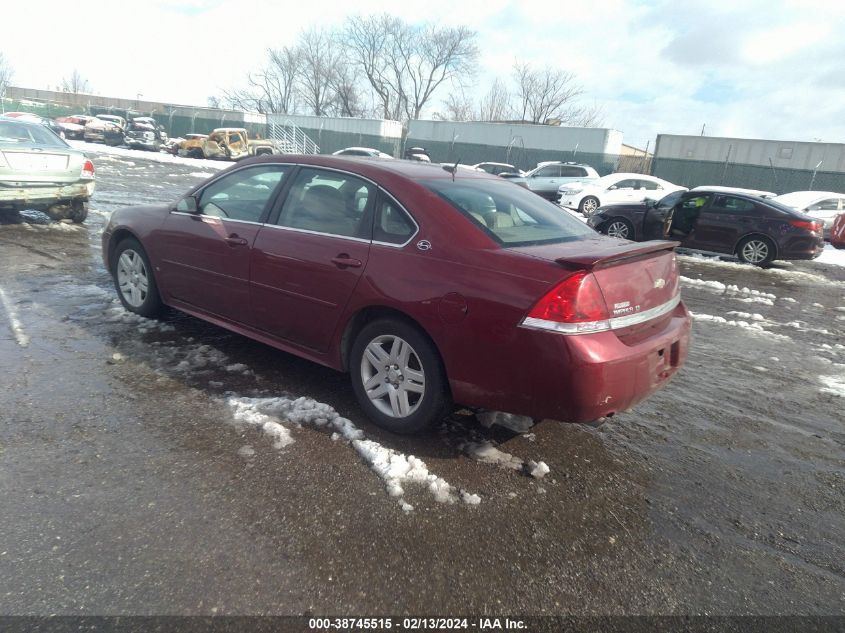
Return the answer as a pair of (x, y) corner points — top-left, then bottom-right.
(3, 0), (844, 149)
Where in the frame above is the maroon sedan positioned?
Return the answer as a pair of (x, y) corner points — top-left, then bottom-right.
(832, 213), (845, 249)
(102, 156), (691, 433)
(587, 188), (825, 266)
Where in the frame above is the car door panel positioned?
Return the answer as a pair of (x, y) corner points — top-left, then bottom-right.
(155, 164), (288, 324)
(157, 215), (260, 323)
(249, 167), (374, 352)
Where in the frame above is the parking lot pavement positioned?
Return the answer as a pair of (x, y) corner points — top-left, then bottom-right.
(1, 150), (844, 615)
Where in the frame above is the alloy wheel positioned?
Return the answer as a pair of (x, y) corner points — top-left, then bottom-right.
(741, 239), (769, 264)
(116, 249), (149, 308)
(582, 197), (599, 214)
(607, 221), (631, 239)
(360, 335), (426, 418)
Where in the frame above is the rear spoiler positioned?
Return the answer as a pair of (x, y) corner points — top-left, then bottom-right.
(555, 240), (680, 271)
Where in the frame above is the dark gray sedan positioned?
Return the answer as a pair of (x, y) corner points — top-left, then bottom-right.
(587, 188), (825, 265)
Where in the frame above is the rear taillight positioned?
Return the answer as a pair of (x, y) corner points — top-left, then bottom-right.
(80, 159), (95, 180)
(789, 219), (821, 232)
(523, 270), (611, 334)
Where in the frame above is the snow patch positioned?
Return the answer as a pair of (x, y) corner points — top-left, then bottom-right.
(225, 396), (473, 508)
(527, 460), (550, 479)
(819, 375), (845, 397)
(689, 312), (790, 340)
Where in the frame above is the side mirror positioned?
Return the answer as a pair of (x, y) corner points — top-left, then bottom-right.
(174, 195), (199, 213)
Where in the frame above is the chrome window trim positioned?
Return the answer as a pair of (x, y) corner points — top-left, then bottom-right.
(259, 222), (372, 245)
(521, 293), (682, 336)
(169, 211), (264, 226)
(176, 161), (421, 248)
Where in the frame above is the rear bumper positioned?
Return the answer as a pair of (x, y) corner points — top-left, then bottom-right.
(781, 235), (825, 260)
(0, 181), (95, 208)
(449, 302), (692, 423)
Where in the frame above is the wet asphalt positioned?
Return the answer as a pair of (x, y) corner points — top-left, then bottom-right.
(1, 149), (844, 616)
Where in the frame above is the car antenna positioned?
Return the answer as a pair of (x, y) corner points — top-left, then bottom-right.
(452, 159), (459, 181)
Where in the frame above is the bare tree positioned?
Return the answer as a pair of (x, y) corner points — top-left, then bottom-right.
(477, 78), (512, 122)
(437, 89), (475, 121)
(395, 23), (479, 120)
(219, 46), (301, 114)
(297, 28), (341, 116)
(0, 52), (12, 103)
(566, 102), (606, 128)
(207, 95), (222, 108)
(60, 69), (90, 95)
(513, 62), (583, 124)
(341, 14), (405, 120)
(342, 14), (479, 121)
(328, 60), (365, 117)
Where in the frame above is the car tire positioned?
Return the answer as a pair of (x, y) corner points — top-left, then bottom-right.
(604, 218), (634, 240)
(736, 235), (775, 266)
(69, 200), (88, 224)
(111, 238), (163, 318)
(350, 318), (450, 434)
(579, 196), (600, 215)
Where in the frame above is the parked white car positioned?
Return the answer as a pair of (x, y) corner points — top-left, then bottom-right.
(559, 173), (685, 215)
(332, 147), (393, 159)
(772, 191), (845, 238)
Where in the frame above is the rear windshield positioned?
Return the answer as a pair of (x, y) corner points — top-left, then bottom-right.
(0, 120), (68, 148)
(422, 178), (594, 246)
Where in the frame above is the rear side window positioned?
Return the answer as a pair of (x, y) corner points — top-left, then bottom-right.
(276, 167), (374, 239)
(374, 197), (416, 245)
(422, 178), (594, 247)
(713, 196), (756, 213)
(561, 166), (587, 177)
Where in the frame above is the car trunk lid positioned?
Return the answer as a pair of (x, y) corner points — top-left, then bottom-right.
(515, 237), (681, 334)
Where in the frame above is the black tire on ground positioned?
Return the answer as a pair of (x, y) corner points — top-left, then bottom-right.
(579, 196), (600, 215)
(349, 318), (451, 434)
(69, 200), (88, 224)
(604, 218), (634, 240)
(111, 238), (164, 318)
(736, 235), (776, 266)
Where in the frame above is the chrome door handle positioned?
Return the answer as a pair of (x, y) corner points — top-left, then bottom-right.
(224, 235), (248, 246)
(331, 256), (362, 268)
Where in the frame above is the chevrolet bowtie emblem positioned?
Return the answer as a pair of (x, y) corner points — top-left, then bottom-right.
(654, 278), (666, 288)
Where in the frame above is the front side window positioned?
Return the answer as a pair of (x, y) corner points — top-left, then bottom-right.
(612, 179), (639, 190)
(276, 168), (374, 239)
(657, 190), (685, 209)
(193, 165), (287, 222)
(534, 165), (560, 178)
(423, 178), (594, 247)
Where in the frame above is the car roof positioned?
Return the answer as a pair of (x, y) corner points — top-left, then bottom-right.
(234, 154), (500, 183)
(774, 190), (845, 203)
(690, 185), (776, 198)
